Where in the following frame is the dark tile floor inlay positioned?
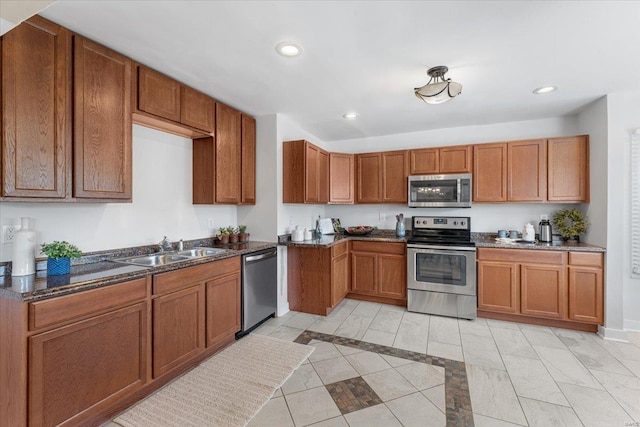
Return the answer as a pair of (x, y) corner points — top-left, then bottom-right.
(294, 330), (474, 427)
(326, 376), (383, 415)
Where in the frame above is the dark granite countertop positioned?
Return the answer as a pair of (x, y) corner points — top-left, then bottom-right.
(282, 229), (407, 248)
(0, 239), (277, 302)
(472, 234), (606, 252)
(280, 230), (606, 253)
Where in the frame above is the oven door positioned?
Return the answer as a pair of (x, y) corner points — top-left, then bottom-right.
(407, 245), (476, 296)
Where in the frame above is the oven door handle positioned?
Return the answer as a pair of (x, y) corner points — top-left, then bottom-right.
(407, 244), (477, 252)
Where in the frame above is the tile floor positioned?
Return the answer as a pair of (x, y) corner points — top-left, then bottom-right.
(249, 298), (640, 427)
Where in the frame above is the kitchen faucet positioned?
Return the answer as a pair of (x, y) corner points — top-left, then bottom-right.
(158, 236), (173, 252)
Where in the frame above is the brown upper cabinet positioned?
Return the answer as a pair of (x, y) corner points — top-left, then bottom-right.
(192, 106), (255, 205)
(508, 139), (547, 202)
(215, 103), (242, 204)
(1, 16), (71, 199)
(73, 36), (133, 200)
(547, 136), (589, 202)
(474, 136), (588, 203)
(356, 150), (408, 203)
(329, 152), (355, 204)
(409, 145), (472, 175)
(136, 65), (214, 134)
(240, 115), (256, 205)
(473, 143), (507, 202)
(283, 140), (329, 204)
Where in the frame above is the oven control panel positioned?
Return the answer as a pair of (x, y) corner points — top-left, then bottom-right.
(412, 216), (470, 230)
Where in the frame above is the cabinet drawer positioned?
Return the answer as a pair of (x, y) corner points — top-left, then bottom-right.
(29, 277), (148, 331)
(332, 241), (349, 258)
(350, 241), (405, 255)
(477, 248), (566, 265)
(569, 252), (603, 268)
(153, 256), (240, 295)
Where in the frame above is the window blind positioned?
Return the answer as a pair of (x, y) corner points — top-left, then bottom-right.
(632, 129), (640, 277)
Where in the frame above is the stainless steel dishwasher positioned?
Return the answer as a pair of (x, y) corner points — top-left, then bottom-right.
(237, 248), (278, 337)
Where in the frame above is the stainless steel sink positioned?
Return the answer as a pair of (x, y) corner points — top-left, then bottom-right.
(111, 247), (228, 267)
(176, 247), (228, 257)
(112, 253), (191, 267)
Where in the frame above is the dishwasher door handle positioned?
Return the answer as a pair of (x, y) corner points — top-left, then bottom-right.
(244, 250), (277, 263)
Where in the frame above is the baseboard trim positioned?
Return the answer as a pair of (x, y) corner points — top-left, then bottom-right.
(624, 319), (640, 332)
(277, 302), (290, 317)
(597, 325), (629, 342)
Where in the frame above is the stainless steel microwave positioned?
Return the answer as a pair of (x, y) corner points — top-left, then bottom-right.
(408, 173), (472, 208)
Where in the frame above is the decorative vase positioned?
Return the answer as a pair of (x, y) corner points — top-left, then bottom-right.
(12, 217), (36, 276)
(229, 233), (239, 243)
(238, 232), (249, 242)
(47, 257), (71, 276)
(396, 220), (406, 237)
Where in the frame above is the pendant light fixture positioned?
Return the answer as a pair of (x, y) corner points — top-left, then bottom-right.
(414, 66), (462, 104)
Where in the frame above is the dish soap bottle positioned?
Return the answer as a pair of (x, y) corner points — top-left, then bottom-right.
(396, 214), (405, 237)
(315, 215), (321, 239)
(12, 217), (36, 276)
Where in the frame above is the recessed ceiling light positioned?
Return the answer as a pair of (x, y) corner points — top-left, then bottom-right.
(343, 113), (359, 120)
(275, 42), (303, 57)
(533, 86), (557, 94)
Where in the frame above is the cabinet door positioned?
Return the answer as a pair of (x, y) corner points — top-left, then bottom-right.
(240, 115), (256, 204)
(473, 143), (507, 202)
(180, 86), (214, 132)
(477, 261), (519, 313)
(378, 254), (406, 299)
(215, 103), (241, 203)
(74, 36), (132, 199)
(331, 252), (350, 305)
(1, 16), (71, 198)
(357, 153), (382, 203)
(29, 303), (147, 427)
(547, 136), (589, 202)
(329, 153), (355, 203)
(351, 252), (377, 295)
(206, 272), (240, 347)
(137, 66), (180, 122)
(568, 266), (603, 324)
(382, 150), (408, 203)
(409, 148), (439, 174)
(508, 139), (546, 202)
(318, 148), (329, 203)
(440, 145), (472, 173)
(520, 264), (566, 319)
(153, 285), (205, 378)
(304, 142), (320, 202)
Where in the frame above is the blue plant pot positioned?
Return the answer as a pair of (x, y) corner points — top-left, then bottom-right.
(47, 257), (71, 276)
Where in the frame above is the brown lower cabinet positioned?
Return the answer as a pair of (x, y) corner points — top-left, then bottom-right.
(477, 248), (603, 331)
(288, 241), (350, 315)
(0, 256), (242, 427)
(349, 241), (406, 303)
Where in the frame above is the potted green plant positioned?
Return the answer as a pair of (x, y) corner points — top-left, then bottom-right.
(238, 225), (249, 242)
(229, 226), (240, 243)
(41, 241), (82, 276)
(553, 209), (588, 241)
(218, 227), (231, 244)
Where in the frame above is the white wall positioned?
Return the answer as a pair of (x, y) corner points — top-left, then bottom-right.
(607, 92), (640, 332)
(0, 125), (236, 260)
(326, 116), (582, 234)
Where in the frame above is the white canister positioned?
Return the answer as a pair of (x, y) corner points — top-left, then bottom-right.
(291, 226), (304, 242)
(12, 217), (36, 276)
(304, 229), (313, 240)
(523, 223), (536, 242)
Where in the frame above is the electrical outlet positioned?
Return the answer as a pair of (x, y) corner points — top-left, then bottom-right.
(379, 213), (386, 222)
(540, 214), (549, 221)
(2, 225), (16, 243)
(207, 218), (215, 229)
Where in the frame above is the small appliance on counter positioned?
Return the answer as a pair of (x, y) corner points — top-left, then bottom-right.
(539, 216), (553, 242)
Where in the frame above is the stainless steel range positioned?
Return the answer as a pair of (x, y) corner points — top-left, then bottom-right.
(407, 216), (477, 320)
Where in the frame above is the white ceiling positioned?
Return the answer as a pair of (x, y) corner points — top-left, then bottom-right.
(36, 1), (640, 142)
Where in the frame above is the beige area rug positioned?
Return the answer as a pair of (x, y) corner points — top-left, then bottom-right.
(115, 334), (314, 427)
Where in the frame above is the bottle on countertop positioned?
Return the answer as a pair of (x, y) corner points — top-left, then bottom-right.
(315, 215), (321, 238)
(12, 217), (36, 276)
